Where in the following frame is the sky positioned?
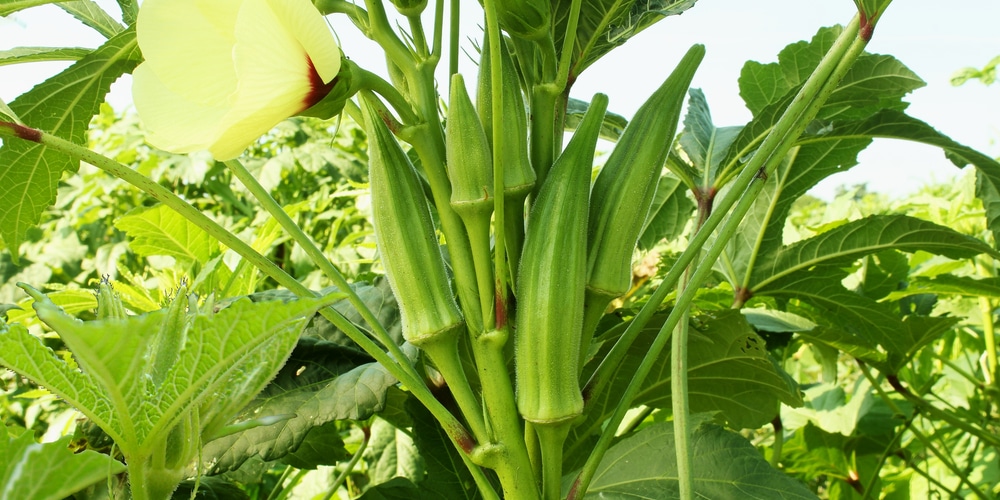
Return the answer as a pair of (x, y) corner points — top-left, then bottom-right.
(2, 0), (998, 200)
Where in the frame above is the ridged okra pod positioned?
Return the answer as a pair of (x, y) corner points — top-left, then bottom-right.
(447, 73), (494, 221)
(447, 73), (497, 325)
(361, 94), (492, 440)
(361, 95), (464, 346)
(515, 93), (608, 425)
(582, 45), (705, 360)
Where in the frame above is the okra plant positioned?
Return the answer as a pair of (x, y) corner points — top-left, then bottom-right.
(2, 0), (1000, 498)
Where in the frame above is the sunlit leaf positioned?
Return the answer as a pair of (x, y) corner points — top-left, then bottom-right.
(114, 204), (218, 264)
(56, 0), (125, 38)
(0, 0), (58, 16)
(553, 0), (699, 78)
(0, 47), (92, 67)
(0, 28), (140, 260)
(752, 215), (999, 290)
(0, 429), (126, 499)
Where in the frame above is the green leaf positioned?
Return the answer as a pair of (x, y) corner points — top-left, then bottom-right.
(115, 0), (138, 25)
(5, 286), (334, 465)
(638, 173), (695, 250)
(358, 477), (424, 500)
(886, 275), (1000, 301)
(0, 97), (20, 124)
(366, 417), (424, 486)
(0, 28), (140, 259)
(751, 215), (999, 291)
(633, 309), (803, 428)
(0, 47), (92, 66)
(201, 338), (397, 473)
(56, 0), (125, 38)
(565, 97), (628, 140)
(813, 109), (1000, 243)
(553, 0), (699, 77)
(115, 204), (218, 264)
(0, 323), (116, 435)
(0, 0), (57, 16)
(279, 420), (350, 470)
(738, 26), (923, 118)
(578, 310), (801, 438)
(579, 422), (817, 499)
(0, 429), (126, 500)
(677, 88), (742, 186)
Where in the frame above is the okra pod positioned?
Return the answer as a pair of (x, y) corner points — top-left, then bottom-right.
(361, 95), (464, 346)
(447, 73), (494, 221)
(582, 45), (704, 363)
(515, 93), (608, 425)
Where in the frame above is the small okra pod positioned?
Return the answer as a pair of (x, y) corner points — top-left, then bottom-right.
(587, 44), (704, 300)
(515, 93), (608, 425)
(446, 73), (494, 221)
(360, 95), (464, 346)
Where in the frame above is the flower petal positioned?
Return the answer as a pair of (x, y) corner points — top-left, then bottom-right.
(136, 0), (242, 106)
(133, 63), (229, 154)
(266, 0), (341, 83)
(203, 0), (328, 159)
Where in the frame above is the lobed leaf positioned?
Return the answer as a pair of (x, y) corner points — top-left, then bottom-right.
(751, 215), (999, 290)
(553, 0), (698, 78)
(56, 0), (125, 38)
(638, 173), (695, 250)
(0, 28), (140, 259)
(0, 47), (91, 67)
(0, 0), (58, 16)
(114, 204), (218, 265)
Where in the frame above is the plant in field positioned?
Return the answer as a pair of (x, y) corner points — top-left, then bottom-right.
(1, 0), (999, 499)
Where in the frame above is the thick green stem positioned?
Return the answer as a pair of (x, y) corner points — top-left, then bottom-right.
(671, 297), (693, 500)
(535, 422), (571, 500)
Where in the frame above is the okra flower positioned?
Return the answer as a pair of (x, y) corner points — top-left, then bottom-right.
(133, 0), (342, 160)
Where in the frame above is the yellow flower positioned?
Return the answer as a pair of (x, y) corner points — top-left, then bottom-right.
(133, 0), (341, 160)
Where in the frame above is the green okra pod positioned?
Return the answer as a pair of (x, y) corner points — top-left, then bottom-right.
(515, 93), (608, 425)
(581, 45), (704, 363)
(447, 73), (494, 220)
(360, 95), (464, 346)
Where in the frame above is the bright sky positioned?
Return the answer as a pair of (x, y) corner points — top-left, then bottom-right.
(2, 1), (998, 200)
